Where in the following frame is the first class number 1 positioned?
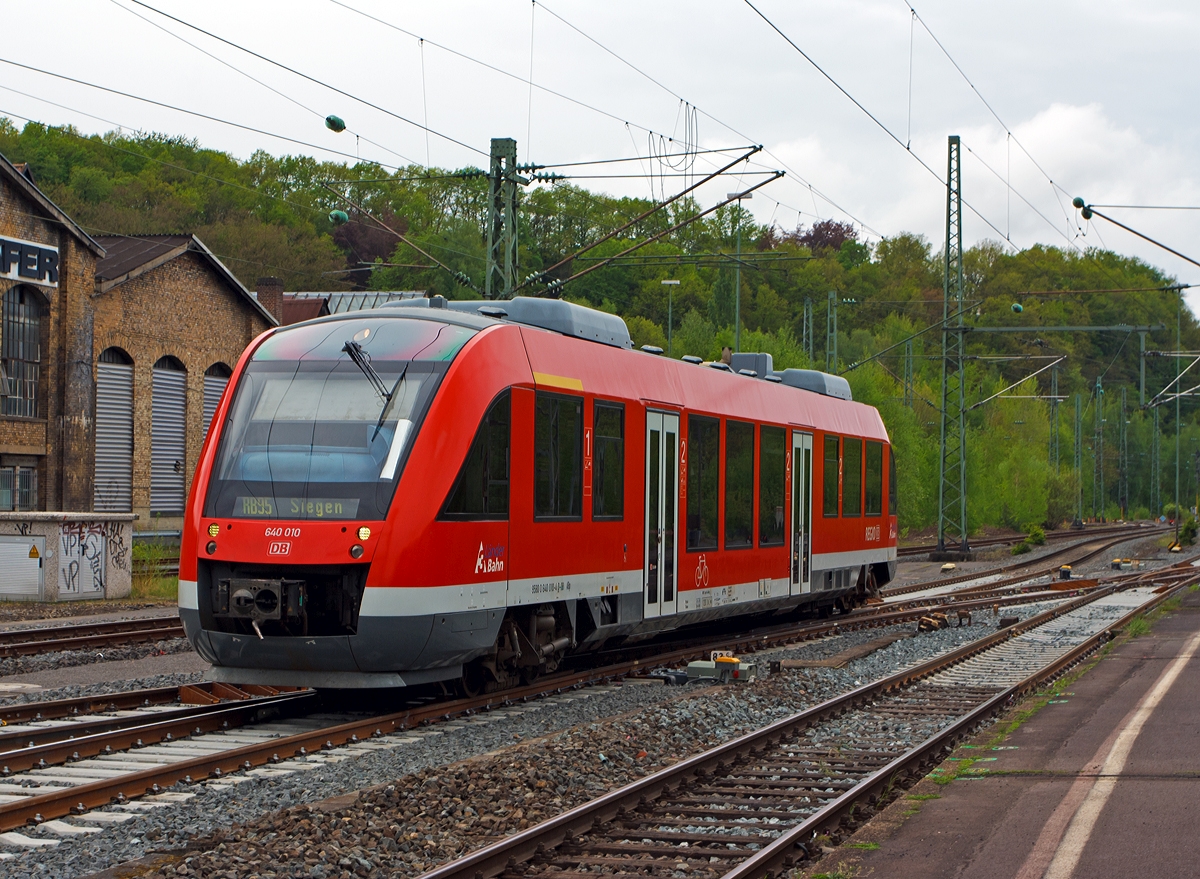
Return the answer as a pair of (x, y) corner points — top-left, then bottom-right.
(264, 527), (301, 537)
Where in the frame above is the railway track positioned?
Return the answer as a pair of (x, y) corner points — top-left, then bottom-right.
(415, 566), (1194, 879)
(0, 616), (184, 658)
(895, 522), (1162, 557)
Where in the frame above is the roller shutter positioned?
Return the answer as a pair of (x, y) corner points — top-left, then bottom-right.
(151, 366), (187, 514)
(94, 361), (134, 512)
(202, 374), (228, 442)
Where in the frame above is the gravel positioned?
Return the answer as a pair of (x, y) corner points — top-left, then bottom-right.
(2, 610), (1063, 879)
(0, 638), (193, 679)
(0, 670), (208, 707)
(0, 601), (172, 624)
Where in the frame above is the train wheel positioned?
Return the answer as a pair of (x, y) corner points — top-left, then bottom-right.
(459, 661), (486, 698)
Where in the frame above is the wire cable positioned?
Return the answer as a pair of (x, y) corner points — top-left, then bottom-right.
(126, 0), (487, 157)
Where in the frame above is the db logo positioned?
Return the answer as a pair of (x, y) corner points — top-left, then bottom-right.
(268, 541), (291, 556)
(694, 554), (710, 588)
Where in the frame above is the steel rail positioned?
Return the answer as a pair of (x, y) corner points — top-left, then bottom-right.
(0, 617), (184, 657)
(896, 523), (1163, 557)
(411, 580), (1141, 879)
(720, 571), (1197, 879)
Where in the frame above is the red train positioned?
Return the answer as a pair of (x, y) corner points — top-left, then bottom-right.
(180, 297), (897, 690)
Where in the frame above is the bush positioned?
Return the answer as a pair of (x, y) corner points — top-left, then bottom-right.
(1133, 506), (1150, 522)
(1025, 524), (1046, 545)
(1011, 541), (1032, 555)
(1182, 516), (1198, 546)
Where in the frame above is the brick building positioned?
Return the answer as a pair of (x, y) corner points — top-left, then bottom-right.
(93, 235), (276, 527)
(0, 152), (276, 528)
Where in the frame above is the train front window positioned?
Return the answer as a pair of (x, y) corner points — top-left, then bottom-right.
(205, 319), (474, 521)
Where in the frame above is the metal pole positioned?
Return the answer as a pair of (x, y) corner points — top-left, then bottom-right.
(661, 279), (680, 359)
(1177, 305), (1182, 544)
(1050, 362), (1059, 469)
(826, 290), (838, 373)
(802, 298), (814, 363)
(734, 206), (742, 353)
(1120, 386), (1128, 519)
(1074, 393), (1083, 526)
(937, 135), (968, 553)
(1152, 406), (1161, 518)
(903, 340), (914, 408)
(1094, 377), (1104, 521)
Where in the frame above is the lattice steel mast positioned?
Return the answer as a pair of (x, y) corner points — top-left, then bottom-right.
(485, 137), (519, 299)
(937, 135), (968, 553)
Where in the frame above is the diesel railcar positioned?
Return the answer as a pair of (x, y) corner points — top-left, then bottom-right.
(180, 297), (897, 690)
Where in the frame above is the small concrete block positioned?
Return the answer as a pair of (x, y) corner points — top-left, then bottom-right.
(247, 768), (295, 778)
(0, 831), (60, 847)
(112, 803), (169, 811)
(39, 820), (102, 836)
(74, 812), (135, 825)
(145, 792), (195, 803)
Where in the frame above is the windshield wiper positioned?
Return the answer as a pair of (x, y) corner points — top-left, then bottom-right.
(342, 340), (391, 401)
(372, 363), (409, 441)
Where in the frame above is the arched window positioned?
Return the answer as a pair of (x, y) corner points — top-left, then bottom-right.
(94, 347), (134, 512)
(2, 286), (42, 417)
(151, 356), (187, 514)
(203, 362), (232, 442)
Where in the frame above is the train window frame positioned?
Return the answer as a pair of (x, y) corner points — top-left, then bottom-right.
(843, 437), (863, 518)
(724, 419), (755, 550)
(686, 414), (720, 551)
(592, 400), (624, 520)
(440, 390), (511, 521)
(865, 440), (883, 517)
(758, 424), (787, 546)
(534, 391), (584, 521)
(888, 446), (897, 517)
(823, 434), (840, 518)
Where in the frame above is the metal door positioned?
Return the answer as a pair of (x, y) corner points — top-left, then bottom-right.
(94, 361), (133, 512)
(202, 374), (228, 442)
(790, 431), (813, 595)
(644, 412), (679, 618)
(151, 365), (187, 514)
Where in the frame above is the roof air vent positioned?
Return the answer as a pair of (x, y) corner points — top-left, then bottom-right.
(682, 355), (703, 365)
(708, 362), (732, 372)
(764, 374), (782, 383)
(730, 352), (774, 378)
(738, 369), (757, 377)
(478, 306), (508, 319)
(641, 345), (664, 355)
(775, 368), (853, 401)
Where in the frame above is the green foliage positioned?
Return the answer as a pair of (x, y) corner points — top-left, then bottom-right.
(1011, 541), (1032, 555)
(6, 118), (1200, 537)
(1182, 515), (1198, 545)
(1026, 524), (1046, 545)
(1126, 616), (1151, 638)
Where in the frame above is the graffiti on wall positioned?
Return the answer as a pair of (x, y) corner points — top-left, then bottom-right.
(60, 523), (106, 597)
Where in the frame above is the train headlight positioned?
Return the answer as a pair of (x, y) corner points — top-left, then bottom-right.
(357, 526), (371, 541)
(350, 544), (364, 559)
(207, 524), (220, 538)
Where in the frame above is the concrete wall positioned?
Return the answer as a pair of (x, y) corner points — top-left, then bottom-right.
(0, 512), (134, 600)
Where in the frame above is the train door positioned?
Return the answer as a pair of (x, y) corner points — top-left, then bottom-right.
(790, 431), (813, 595)
(644, 411), (680, 618)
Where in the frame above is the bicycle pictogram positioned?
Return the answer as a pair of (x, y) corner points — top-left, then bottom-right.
(695, 554), (710, 588)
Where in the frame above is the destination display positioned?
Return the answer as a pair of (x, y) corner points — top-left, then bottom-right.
(235, 496), (361, 519)
(0, 235), (59, 287)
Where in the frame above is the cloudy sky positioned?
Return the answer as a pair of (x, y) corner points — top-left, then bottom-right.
(6, 1), (1200, 308)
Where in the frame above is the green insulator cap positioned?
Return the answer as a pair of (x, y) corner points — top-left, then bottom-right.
(1011, 302), (1024, 313)
(1072, 196), (1085, 209)
(1081, 207), (1093, 220)
(329, 209), (349, 225)
(454, 272), (472, 287)
(325, 115), (346, 133)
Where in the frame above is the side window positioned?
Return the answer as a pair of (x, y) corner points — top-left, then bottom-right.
(686, 415), (719, 550)
(442, 391), (510, 519)
(889, 446), (898, 517)
(843, 437), (863, 517)
(823, 435), (840, 517)
(759, 425), (786, 546)
(865, 441), (883, 517)
(535, 392), (583, 519)
(724, 420), (754, 548)
(593, 402), (624, 519)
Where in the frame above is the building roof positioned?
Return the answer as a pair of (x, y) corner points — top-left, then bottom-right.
(0, 154), (105, 256)
(94, 234), (278, 326)
(286, 290), (424, 314)
(281, 294), (329, 325)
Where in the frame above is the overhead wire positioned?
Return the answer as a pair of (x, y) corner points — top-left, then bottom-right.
(125, 0), (488, 157)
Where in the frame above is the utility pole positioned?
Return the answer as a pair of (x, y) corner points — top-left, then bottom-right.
(728, 191), (752, 352)
(903, 340), (914, 408)
(826, 290), (838, 373)
(1049, 361), (1059, 469)
(1074, 393), (1083, 526)
(802, 298), (814, 364)
(937, 135), (969, 554)
(485, 137), (519, 299)
(1152, 406), (1161, 517)
(1093, 377), (1104, 521)
(1119, 386), (1129, 519)
(661, 279), (679, 357)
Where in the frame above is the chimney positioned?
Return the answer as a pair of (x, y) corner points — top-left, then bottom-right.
(256, 277), (284, 322)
